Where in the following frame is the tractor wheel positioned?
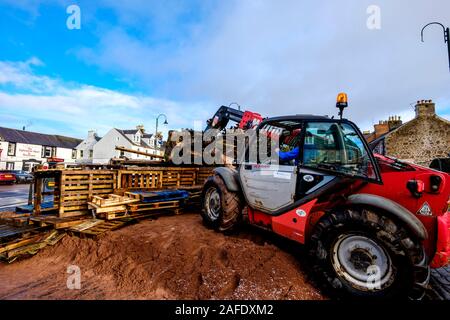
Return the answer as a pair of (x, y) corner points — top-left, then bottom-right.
(309, 207), (430, 299)
(201, 174), (243, 232)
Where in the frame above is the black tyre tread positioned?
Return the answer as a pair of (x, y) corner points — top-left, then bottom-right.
(309, 207), (430, 299)
(201, 174), (243, 232)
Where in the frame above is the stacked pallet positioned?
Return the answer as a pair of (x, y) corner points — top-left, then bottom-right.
(117, 167), (200, 191)
(87, 190), (190, 220)
(0, 227), (65, 263)
(58, 170), (117, 217)
(87, 194), (139, 220)
(125, 190), (190, 216)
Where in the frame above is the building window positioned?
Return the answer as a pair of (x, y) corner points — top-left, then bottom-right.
(305, 136), (314, 145)
(6, 162), (14, 170)
(7, 142), (16, 156)
(41, 146), (56, 158)
(89, 150), (93, 158)
(72, 149), (77, 159)
(80, 150), (84, 158)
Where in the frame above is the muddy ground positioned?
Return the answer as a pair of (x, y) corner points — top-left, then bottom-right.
(0, 213), (325, 300)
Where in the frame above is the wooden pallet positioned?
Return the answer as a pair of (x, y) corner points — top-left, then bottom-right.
(29, 215), (89, 229)
(0, 212), (31, 227)
(0, 230), (65, 262)
(88, 193), (140, 216)
(0, 224), (47, 244)
(33, 169), (117, 218)
(90, 194), (140, 207)
(68, 220), (127, 238)
(68, 219), (104, 232)
(117, 167), (208, 191)
(104, 208), (180, 220)
(0, 235), (42, 255)
(127, 200), (180, 213)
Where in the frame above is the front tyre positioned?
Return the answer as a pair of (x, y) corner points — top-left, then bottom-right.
(201, 174), (243, 232)
(309, 207), (430, 299)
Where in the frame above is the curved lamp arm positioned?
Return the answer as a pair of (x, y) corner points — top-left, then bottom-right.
(421, 22), (446, 42)
(421, 22), (450, 71)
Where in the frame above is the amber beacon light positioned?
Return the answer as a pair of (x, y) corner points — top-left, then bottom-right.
(336, 92), (348, 119)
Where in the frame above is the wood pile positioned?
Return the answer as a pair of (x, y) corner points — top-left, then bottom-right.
(0, 225), (66, 263)
(32, 166), (213, 219)
(0, 165), (215, 263)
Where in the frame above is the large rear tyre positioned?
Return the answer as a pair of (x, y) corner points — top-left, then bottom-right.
(201, 174), (243, 232)
(309, 207), (430, 299)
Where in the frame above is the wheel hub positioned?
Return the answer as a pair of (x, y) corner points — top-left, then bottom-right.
(349, 248), (375, 271)
(331, 234), (393, 290)
(205, 187), (221, 220)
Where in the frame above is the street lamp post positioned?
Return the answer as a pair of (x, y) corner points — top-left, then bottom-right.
(155, 114), (168, 149)
(421, 22), (450, 72)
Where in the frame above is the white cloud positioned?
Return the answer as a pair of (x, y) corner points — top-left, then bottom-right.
(0, 59), (211, 138)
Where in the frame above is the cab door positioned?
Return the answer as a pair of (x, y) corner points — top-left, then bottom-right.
(240, 163), (298, 212)
(238, 120), (301, 213)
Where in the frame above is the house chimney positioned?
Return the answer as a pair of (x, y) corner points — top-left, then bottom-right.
(387, 115), (402, 130)
(88, 130), (97, 139)
(415, 100), (436, 118)
(373, 121), (389, 138)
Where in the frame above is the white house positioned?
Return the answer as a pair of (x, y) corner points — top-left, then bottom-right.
(0, 127), (82, 172)
(75, 130), (101, 164)
(92, 125), (164, 164)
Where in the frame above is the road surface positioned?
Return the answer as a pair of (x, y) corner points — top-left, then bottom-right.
(0, 184), (31, 210)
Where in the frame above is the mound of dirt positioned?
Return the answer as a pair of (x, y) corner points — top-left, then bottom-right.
(0, 213), (324, 300)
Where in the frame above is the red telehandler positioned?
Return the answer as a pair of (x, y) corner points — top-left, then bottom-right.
(200, 94), (450, 299)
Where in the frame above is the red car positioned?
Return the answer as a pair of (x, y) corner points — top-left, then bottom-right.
(0, 171), (16, 184)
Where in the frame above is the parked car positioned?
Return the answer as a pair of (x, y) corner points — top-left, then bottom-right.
(0, 171), (16, 185)
(430, 157), (450, 174)
(11, 170), (34, 184)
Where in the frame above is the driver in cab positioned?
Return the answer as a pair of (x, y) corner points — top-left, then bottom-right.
(277, 129), (301, 165)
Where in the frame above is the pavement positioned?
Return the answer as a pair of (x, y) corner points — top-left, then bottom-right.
(0, 183), (448, 299)
(430, 266), (450, 300)
(0, 183), (31, 211)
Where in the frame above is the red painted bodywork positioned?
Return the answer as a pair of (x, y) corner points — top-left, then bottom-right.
(432, 211), (450, 268)
(246, 154), (450, 268)
(238, 111), (263, 129)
